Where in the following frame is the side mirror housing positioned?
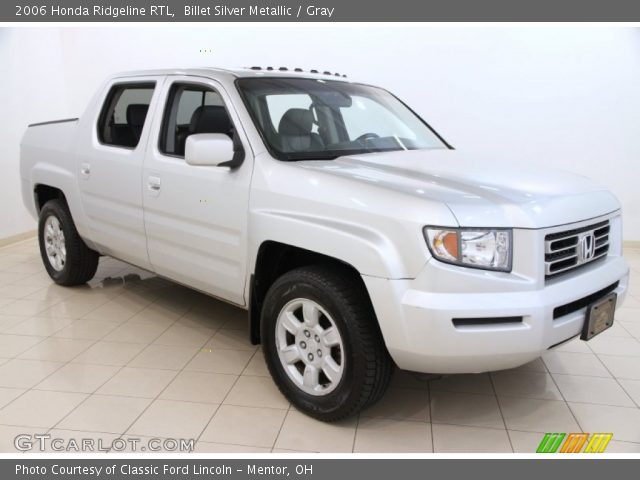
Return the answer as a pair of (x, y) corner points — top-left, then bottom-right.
(185, 133), (239, 167)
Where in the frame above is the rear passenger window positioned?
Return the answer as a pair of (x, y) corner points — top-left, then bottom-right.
(98, 83), (155, 148)
(160, 83), (233, 157)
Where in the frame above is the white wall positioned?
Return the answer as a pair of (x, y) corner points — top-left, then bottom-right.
(1, 26), (639, 240)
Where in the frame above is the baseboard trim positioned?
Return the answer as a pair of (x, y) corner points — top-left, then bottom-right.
(0, 230), (37, 248)
(624, 240), (640, 249)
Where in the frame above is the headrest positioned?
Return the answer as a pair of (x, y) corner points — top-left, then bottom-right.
(279, 109), (314, 136)
(189, 105), (232, 135)
(126, 104), (149, 127)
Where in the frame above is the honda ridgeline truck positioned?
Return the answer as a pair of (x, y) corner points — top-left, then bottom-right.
(20, 68), (630, 420)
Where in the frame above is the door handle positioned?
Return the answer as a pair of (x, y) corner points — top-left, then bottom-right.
(80, 163), (91, 178)
(148, 176), (161, 194)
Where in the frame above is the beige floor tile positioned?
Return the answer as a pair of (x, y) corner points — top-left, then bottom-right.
(57, 395), (152, 434)
(36, 363), (120, 393)
(97, 367), (177, 398)
(0, 425), (49, 453)
(361, 387), (430, 422)
(185, 348), (253, 375)
(552, 374), (635, 407)
(176, 308), (227, 331)
(161, 371), (237, 404)
(0, 315), (29, 332)
(491, 371), (562, 400)
(430, 391), (504, 429)
(200, 404), (286, 448)
(243, 351), (270, 377)
(18, 337), (93, 362)
(0, 390), (86, 428)
(505, 357), (547, 373)
(205, 329), (257, 352)
(0, 334), (44, 357)
(588, 335), (640, 356)
(603, 323), (633, 338)
(129, 344), (199, 370)
(621, 322), (640, 339)
(127, 399), (218, 439)
(127, 304), (182, 327)
(71, 341), (146, 366)
(622, 296), (640, 309)
(499, 397), (579, 432)
(553, 337), (592, 353)
(616, 307), (640, 324)
(508, 430), (546, 453)
(598, 355), (640, 380)
(224, 376), (289, 409)
(52, 320), (120, 340)
(1, 299), (57, 316)
(39, 298), (107, 319)
(153, 325), (215, 347)
(0, 387), (25, 408)
(0, 284), (43, 299)
(618, 378), (640, 406)
(354, 418), (433, 454)
(275, 410), (356, 452)
(542, 351), (611, 377)
(0, 359), (64, 388)
(82, 299), (147, 323)
(102, 322), (168, 344)
(569, 402), (640, 443)
(432, 423), (511, 453)
(4, 316), (73, 337)
(605, 440), (640, 453)
(193, 442), (271, 453)
(429, 373), (494, 395)
(46, 429), (120, 453)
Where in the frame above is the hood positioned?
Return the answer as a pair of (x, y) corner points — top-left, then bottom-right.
(296, 149), (620, 229)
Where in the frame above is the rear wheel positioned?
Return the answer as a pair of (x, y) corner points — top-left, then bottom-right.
(261, 265), (393, 421)
(38, 199), (99, 286)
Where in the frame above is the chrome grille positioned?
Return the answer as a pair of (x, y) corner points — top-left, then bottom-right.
(545, 220), (610, 279)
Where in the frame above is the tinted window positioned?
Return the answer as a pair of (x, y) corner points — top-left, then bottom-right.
(160, 83), (232, 157)
(98, 83), (154, 148)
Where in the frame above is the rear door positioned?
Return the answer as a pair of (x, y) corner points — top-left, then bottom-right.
(77, 76), (164, 269)
(142, 76), (253, 305)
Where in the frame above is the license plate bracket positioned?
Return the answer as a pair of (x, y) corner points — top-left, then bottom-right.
(581, 292), (617, 341)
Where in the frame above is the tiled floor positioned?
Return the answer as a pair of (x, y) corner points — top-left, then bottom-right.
(0, 237), (639, 453)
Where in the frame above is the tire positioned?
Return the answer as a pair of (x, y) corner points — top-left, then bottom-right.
(261, 264), (393, 421)
(38, 199), (99, 286)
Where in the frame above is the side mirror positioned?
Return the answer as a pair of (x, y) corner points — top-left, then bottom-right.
(185, 133), (235, 167)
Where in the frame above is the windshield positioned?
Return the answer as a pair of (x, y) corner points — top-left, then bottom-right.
(236, 77), (449, 161)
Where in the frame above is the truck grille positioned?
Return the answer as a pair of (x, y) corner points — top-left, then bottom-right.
(545, 220), (610, 280)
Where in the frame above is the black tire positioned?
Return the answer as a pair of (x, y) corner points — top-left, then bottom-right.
(38, 199), (99, 286)
(261, 264), (393, 421)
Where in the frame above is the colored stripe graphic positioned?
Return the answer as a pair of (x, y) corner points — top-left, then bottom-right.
(584, 433), (613, 453)
(536, 433), (566, 453)
(560, 433), (589, 453)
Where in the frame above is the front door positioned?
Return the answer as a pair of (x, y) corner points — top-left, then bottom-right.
(142, 77), (253, 305)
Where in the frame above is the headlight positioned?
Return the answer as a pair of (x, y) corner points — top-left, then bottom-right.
(423, 227), (512, 272)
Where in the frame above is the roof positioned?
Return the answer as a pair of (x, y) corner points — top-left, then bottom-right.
(110, 66), (352, 83)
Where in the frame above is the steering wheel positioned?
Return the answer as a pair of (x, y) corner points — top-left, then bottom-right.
(355, 132), (380, 145)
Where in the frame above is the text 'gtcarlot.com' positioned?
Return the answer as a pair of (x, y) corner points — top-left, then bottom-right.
(14, 434), (194, 452)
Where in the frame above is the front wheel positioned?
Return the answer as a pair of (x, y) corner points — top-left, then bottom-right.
(38, 199), (99, 286)
(261, 265), (393, 421)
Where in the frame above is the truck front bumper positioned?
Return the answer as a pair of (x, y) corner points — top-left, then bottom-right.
(363, 255), (630, 374)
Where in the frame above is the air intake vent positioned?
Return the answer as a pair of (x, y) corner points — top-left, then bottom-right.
(545, 221), (609, 280)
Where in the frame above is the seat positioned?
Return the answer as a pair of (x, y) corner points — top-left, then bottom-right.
(126, 104), (149, 146)
(177, 105), (232, 155)
(277, 109), (324, 153)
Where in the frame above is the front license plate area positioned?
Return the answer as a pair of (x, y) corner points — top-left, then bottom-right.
(581, 293), (617, 341)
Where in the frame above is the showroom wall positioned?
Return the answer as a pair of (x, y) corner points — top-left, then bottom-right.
(1, 26), (639, 241)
